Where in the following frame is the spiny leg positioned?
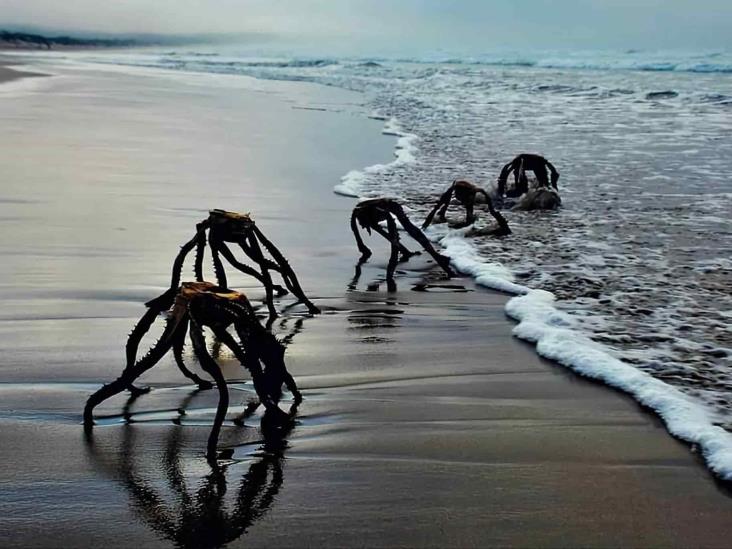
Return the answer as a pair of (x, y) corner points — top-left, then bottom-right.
(208, 234), (229, 289)
(84, 318), (177, 429)
(385, 214), (400, 292)
(422, 186), (454, 229)
(351, 211), (372, 260)
(188, 318), (230, 462)
(194, 222), (207, 282)
(214, 326), (284, 413)
(237, 241), (288, 296)
(170, 220), (209, 290)
(478, 189), (511, 236)
(125, 289), (176, 395)
(370, 223), (419, 261)
(244, 234), (279, 319)
(388, 203), (455, 277)
(172, 319), (213, 389)
(252, 225), (320, 314)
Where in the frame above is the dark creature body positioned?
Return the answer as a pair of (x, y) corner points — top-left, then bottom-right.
(422, 180), (511, 235)
(83, 282), (300, 461)
(350, 198), (455, 289)
(171, 209), (319, 319)
(497, 154), (559, 198)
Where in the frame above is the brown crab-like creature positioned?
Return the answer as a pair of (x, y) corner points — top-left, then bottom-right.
(422, 180), (511, 235)
(497, 154), (560, 198)
(350, 198), (455, 288)
(171, 209), (320, 319)
(83, 281), (300, 461)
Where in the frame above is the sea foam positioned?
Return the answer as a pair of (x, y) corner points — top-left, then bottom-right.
(427, 225), (732, 480)
(333, 117), (418, 197)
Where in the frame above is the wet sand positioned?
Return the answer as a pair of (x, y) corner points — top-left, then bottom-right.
(1, 59), (731, 548)
(0, 57), (47, 84)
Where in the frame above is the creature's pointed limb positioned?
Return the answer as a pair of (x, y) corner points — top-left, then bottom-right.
(534, 165), (551, 189)
(244, 234), (279, 319)
(478, 188), (511, 236)
(351, 211), (372, 261)
(388, 203), (455, 277)
(170, 220), (210, 290)
(84, 318), (177, 429)
(497, 161), (514, 198)
(194, 222), (207, 282)
(545, 159), (559, 189)
(385, 214), (400, 292)
(371, 223), (419, 261)
(208, 235), (229, 289)
(124, 288), (177, 393)
(172, 319), (213, 389)
(217, 325), (289, 422)
(236, 242), (288, 296)
(252, 225), (320, 314)
(188, 318), (230, 462)
(422, 186), (454, 229)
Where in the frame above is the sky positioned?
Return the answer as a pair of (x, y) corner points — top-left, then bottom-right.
(1, 0), (731, 52)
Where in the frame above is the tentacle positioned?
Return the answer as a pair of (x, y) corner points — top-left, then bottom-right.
(170, 234), (198, 290)
(194, 222), (207, 282)
(170, 220), (209, 290)
(497, 161), (514, 198)
(546, 159), (560, 189)
(422, 184), (454, 229)
(215, 324), (283, 414)
(125, 289), (175, 373)
(478, 188), (511, 236)
(371, 223), (417, 258)
(385, 214), (400, 292)
(236, 241), (288, 296)
(244, 234), (278, 319)
(208, 234), (229, 289)
(351, 210), (372, 260)
(172, 318), (213, 389)
(251, 225), (320, 314)
(188, 317), (229, 461)
(84, 317), (178, 428)
(387, 203), (455, 277)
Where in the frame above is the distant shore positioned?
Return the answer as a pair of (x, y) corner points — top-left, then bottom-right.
(0, 58), (48, 84)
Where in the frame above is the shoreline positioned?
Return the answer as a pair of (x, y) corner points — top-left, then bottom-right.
(1, 57), (731, 547)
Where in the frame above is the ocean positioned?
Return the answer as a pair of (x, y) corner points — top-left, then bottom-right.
(34, 45), (732, 478)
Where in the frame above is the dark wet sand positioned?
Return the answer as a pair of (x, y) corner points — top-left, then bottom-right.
(1, 59), (731, 548)
(0, 57), (47, 84)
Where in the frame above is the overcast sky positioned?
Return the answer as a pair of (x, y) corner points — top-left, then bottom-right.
(2, 0), (731, 51)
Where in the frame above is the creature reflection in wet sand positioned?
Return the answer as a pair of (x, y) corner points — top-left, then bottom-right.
(85, 395), (294, 549)
(171, 209), (320, 318)
(422, 179), (511, 234)
(350, 198), (455, 290)
(497, 154), (562, 210)
(84, 282), (300, 461)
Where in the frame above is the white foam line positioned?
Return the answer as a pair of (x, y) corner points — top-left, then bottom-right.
(426, 224), (732, 480)
(334, 117), (418, 198)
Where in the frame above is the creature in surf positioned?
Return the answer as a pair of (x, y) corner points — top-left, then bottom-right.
(350, 198), (454, 290)
(497, 154), (562, 210)
(422, 179), (511, 234)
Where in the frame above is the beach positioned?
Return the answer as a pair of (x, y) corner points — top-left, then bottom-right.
(1, 57), (731, 548)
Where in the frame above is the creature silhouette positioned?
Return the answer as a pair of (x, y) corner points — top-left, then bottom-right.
(84, 282), (300, 461)
(350, 198), (454, 291)
(497, 154), (559, 198)
(422, 179), (511, 234)
(171, 209), (319, 319)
